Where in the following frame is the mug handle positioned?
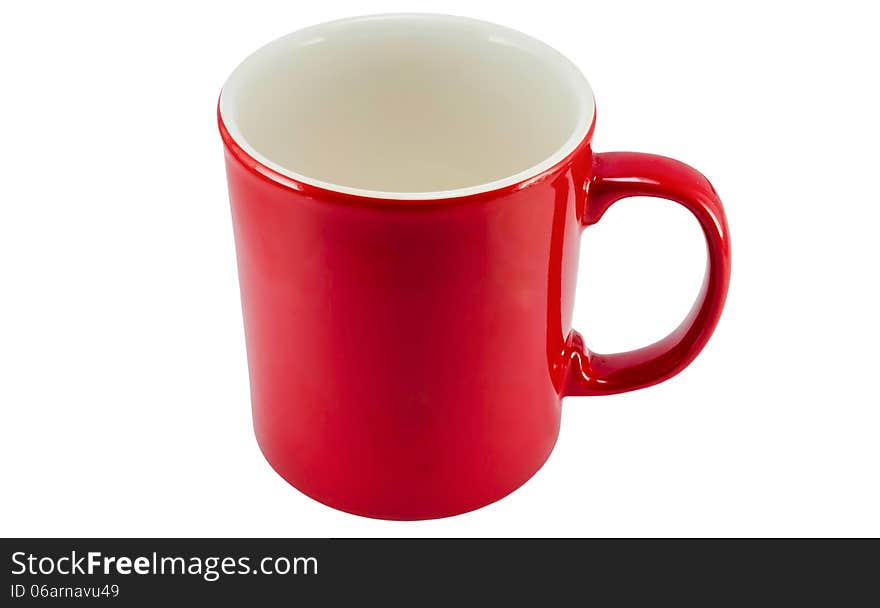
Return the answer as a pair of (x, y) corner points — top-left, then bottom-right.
(561, 152), (731, 396)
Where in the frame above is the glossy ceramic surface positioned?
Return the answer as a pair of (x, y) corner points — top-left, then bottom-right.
(219, 15), (730, 520)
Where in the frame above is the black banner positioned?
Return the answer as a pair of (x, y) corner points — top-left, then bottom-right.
(1, 539), (876, 604)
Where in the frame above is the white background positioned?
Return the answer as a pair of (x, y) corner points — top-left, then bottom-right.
(1, 0), (878, 537)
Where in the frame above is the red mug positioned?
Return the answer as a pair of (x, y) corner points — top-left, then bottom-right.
(219, 14), (730, 520)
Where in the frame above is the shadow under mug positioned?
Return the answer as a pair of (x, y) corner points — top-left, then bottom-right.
(218, 14), (731, 520)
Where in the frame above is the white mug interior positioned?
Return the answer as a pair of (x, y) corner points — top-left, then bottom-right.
(219, 14), (595, 199)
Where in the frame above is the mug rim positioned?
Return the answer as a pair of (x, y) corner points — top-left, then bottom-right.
(218, 13), (597, 202)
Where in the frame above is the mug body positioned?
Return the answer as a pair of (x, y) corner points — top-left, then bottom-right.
(219, 15), (597, 519)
